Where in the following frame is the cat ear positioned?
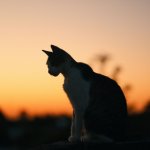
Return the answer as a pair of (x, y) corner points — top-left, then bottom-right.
(42, 50), (52, 56)
(51, 45), (66, 55)
(51, 45), (73, 60)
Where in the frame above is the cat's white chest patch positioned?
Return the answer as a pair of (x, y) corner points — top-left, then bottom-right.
(63, 68), (91, 113)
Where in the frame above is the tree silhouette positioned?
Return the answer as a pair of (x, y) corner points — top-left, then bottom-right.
(95, 54), (111, 74)
(111, 66), (122, 82)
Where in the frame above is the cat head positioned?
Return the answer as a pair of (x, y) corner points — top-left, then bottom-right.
(42, 45), (74, 76)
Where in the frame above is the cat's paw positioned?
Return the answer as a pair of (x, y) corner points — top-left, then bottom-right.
(68, 136), (81, 143)
(82, 134), (114, 143)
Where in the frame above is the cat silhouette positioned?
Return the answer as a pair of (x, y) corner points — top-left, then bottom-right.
(42, 45), (128, 143)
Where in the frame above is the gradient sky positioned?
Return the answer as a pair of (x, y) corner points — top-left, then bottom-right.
(0, 0), (150, 119)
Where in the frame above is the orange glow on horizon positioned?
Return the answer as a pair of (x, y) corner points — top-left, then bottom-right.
(0, 0), (150, 119)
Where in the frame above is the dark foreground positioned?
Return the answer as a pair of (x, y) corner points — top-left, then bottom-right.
(31, 140), (150, 150)
(1, 107), (150, 149)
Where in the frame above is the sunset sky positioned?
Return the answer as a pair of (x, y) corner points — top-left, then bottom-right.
(0, 0), (150, 119)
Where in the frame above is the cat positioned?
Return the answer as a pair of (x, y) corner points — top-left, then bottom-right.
(42, 45), (128, 143)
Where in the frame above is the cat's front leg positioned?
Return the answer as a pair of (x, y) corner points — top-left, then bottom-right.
(68, 111), (77, 142)
(71, 111), (75, 136)
(68, 110), (83, 142)
(68, 111), (80, 142)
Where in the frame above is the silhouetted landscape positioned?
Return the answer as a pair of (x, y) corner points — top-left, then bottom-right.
(1, 104), (150, 149)
(0, 110), (71, 150)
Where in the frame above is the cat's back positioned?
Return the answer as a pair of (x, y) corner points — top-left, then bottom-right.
(76, 62), (127, 112)
(90, 73), (127, 113)
(84, 71), (128, 141)
(75, 62), (127, 117)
